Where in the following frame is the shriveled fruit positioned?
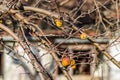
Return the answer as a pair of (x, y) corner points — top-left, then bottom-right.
(62, 56), (71, 67)
(80, 33), (87, 39)
(70, 59), (76, 69)
(54, 19), (62, 28)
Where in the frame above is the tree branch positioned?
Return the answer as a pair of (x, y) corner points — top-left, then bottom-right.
(8, 9), (72, 80)
(24, 6), (59, 18)
(0, 23), (53, 80)
(21, 6), (120, 69)
(72, 26), (120, 69)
